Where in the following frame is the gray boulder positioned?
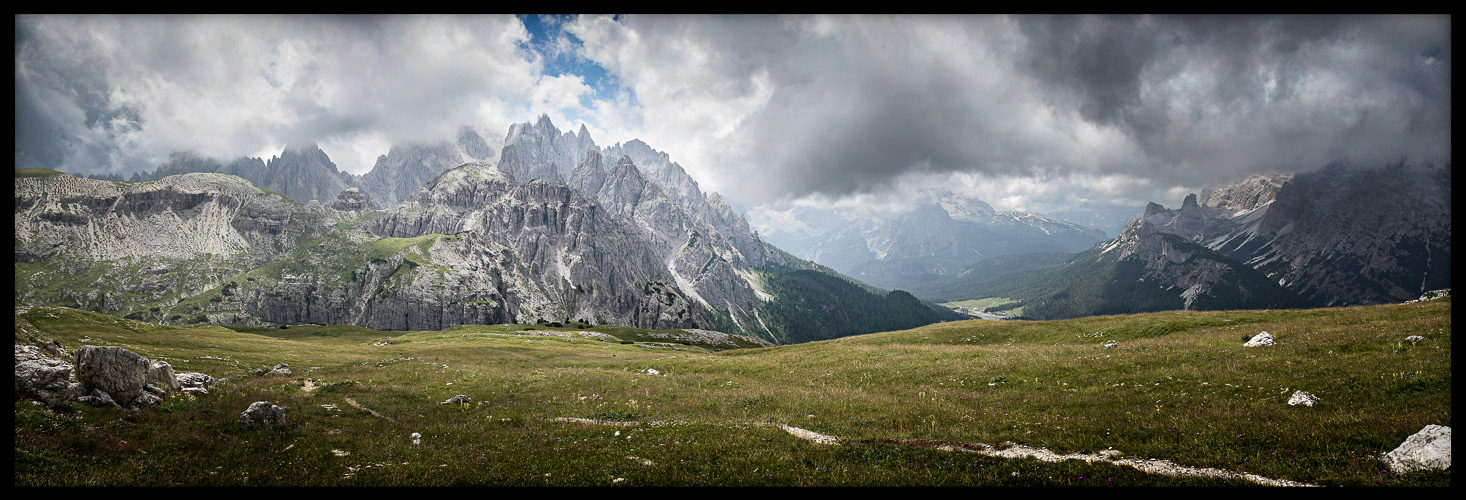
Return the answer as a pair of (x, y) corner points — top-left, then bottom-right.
(74, 346), (149, 408)
(176, 372), (216, 395)
(240, 401), (286, 428)
(15, 345), (82, 409)
(1383, 425), (1451, 473)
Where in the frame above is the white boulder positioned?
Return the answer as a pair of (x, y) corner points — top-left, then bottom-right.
(1383, 425), (1451, 473)
(1286, 390), (1319, 407)
(1244, 332), (1275, 347)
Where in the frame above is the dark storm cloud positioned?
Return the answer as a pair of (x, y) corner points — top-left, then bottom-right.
(1009, 14), (1450, 184)
(583, 15), (1448, 206)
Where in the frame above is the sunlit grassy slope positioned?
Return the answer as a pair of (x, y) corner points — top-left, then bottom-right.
(14, 298), (1450, 486)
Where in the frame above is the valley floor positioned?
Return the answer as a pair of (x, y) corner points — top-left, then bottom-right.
(14, 298), (1451, 486)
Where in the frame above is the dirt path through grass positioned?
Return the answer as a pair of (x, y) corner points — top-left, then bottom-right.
(552, 417), (1317, 487)
(343, 397), (393, 422)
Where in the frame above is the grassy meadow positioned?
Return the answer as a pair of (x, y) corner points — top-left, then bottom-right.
(13, 297), (1450, 486)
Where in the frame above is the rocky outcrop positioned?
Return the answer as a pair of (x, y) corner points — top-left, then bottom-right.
(363, 163), (708, 331)
(258, 363), (292, 376)
(257, 144), (359, 205)
(15, 345), (82, 409)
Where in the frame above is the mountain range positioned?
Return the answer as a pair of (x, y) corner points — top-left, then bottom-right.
(910, 160), (1451, 319)
(17, 117), (952, 345)
(23, 116), (1449, 336)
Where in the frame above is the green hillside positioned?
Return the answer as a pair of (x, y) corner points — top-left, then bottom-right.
(14, 296), (1451, 486)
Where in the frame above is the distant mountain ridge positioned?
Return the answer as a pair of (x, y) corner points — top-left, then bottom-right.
(114, 127), (498, 210)
(749, 189), (1109, 291)
(926, 161), (1451, 319)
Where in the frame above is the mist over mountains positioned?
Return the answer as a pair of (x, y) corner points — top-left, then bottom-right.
(749, 189), (1111, 292)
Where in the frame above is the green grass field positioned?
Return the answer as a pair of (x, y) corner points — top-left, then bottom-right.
(941, 298), (1024, 316)
(14, 298), (1451, 486)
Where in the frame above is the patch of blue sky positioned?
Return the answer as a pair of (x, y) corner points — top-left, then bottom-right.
(518, 14), (618, 101)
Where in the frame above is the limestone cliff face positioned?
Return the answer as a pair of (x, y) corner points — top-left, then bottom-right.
(15, 171), (307, 264)
(501, 118), (777, 333)
(15, 165), (713, 332)
(15, 170), (336, 316)
(362, 163), (708, 330)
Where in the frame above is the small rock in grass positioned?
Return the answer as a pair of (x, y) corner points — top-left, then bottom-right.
(1103, 340), (1118, 349)
(1286, 390), (1319, 407)
(644, 368), (661, 376)
(240, 401), (286, 428)
(411, 432), (422, 445)
(1406, 335), (1425, 343)
(441, 394), (472, 405)
(1244, 332), (1275, 347)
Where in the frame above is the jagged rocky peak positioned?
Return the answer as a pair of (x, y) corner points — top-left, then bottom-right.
(499, 114), (597, 184)
(1181, 193), (1200, 210)
(271, 143), (333, 166)
(569, 148), (607, 195)
(456, 126), (494, 161)
(1142, 201), (1170, 218)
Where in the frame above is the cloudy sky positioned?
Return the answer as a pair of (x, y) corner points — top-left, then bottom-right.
(15, 14), (1451, 217)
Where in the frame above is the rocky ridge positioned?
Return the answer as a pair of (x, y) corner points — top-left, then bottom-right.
(1109, 161), (1451, 308)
